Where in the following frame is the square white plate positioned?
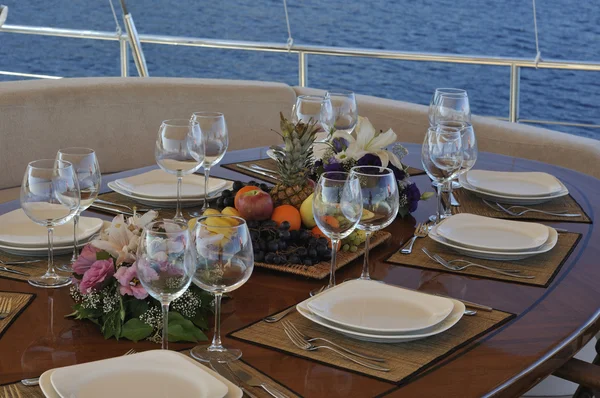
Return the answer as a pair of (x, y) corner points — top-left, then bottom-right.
(436, 213), (549, 252)
(49, 350), (231, 398)
(466, 170), (564, 197)
(115, 169), (227, 199)
(307, 280), (454, 333)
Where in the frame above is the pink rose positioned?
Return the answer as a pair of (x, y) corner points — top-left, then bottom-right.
(79, 259), (115, 294)
(114, 265), (148, 300)
(73, 244), (102, 275)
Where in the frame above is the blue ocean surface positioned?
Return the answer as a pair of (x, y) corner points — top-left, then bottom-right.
(1, 0), (599, 139)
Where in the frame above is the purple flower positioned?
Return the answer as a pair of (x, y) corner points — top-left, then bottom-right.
(389, 164), (407, 181)
(115, 265), (148, 300)
(79, 259), (115, 294)
(324, 159), (344, 172)
(331, 137), (349, 153)
(405, 182), (421, 213)
(72, 244), (101, 276)
(357, 154), (382, 167)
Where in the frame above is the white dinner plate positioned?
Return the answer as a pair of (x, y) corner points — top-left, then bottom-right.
(0, 235), (96, 257)
(115, 169), (227, 199)
(429, 223), (558, 261)
(40, 350), (242, 398)
(307, 280), (454, 333)
(458, 174), (569, 205)
(436, 213), (549, 252)
(466, 170), (564, 197)
(297, 284), (465, 343)
(0, 209), (103, 248)
(49, 350), (235, 398)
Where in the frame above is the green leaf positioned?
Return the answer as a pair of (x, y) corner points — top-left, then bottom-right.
(101, 309), (122, 340)
(168, 311), (185, 322)
(191, 311), (209, 330)
(68, 303), (103, 321)
(121, 318), (153, 342)
(167, 315), (208, 343)
(125, 299), (149, 319)
(96, 251), (111, 260)
(420, 191), (435, 201)
(397, 206), (409, 219)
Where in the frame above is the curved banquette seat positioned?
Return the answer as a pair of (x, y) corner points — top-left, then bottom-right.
(1, 77), (598, 203)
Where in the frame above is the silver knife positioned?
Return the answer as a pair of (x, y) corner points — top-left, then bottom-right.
(0, 266), (30, 276)
(230, 366), (289, 398)
(209, 361), (260, 398)
(238, 164), (280, 181)
(250, 164), (278, 174)
(89, 203), (134, 217)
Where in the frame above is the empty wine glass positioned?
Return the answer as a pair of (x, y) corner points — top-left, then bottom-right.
(191, 215), (253, 363)
(136, 220), (195, 350)
(312, 172), (362, 295)
(56, 148), (101, 272)
(350, 166), (399, 280)
(155, 119), (204, 222)
(422, 125), (463, 224)
(292, 95), (335, 142)
(191, 112), (228, 213)
(428, 88), (471, 126)
(20, 159), (80, 288)
(326, 89), (358, 134)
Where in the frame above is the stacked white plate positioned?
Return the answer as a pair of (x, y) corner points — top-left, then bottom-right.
(296, 280), (465, 343)
(0, 209), (103, 256)
(429, 213), (558, 261)
(459, 170), (569, 205)
(39, 350), (242, 398)
(108, 169), (233, 208)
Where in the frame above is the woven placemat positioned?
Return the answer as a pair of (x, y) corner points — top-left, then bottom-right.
(386, 232), (581, 287)
(222, 158), (425, 184)
(446, 189), (591, 223)
(0, 291), (35, 339)
(256, 231), (391, 280)
(229, 305), (514, 384)
(0, 253), (72, 283)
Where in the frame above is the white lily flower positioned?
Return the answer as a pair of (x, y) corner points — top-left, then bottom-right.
(344, 117), (403, 169)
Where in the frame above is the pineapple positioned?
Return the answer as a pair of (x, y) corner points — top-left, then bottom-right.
(269, 113), (319, 209)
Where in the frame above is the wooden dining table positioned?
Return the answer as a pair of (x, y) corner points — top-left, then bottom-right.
(0, 143), (598, 397)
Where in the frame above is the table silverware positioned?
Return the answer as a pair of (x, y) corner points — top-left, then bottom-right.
(464, 310), (477, 316)
(0, 259), (38, 266)
(283, 320), (385, 362)
(0, 297), (13, 320)
(282, 321), (390, 372)
(395, 285), (494, 311)
(263, 306), (296, 323)
(0, 266), (30, 277)
(400, 222), (428, 254)
(229, 364), (289, 398)
(89, 203), (134, 217)
(482, 199), (581, 218)
(238, 164), (281, 181)
(94, 199), (151, 213)
(250, 164), (278, 174)
(209, 360), (260, 398)
(450, 191), (460, 206)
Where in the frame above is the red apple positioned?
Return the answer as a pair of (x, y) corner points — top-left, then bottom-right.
(236, 189), (274, 221)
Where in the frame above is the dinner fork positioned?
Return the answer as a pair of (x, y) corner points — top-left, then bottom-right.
(400, 223), (428, 254)
(482, 199), (581, 218)
(282, 322), (390, 372)
(283, 320), (385, 362)
(2, 384), (22, 398)
(0, 259), (38, 266)
(94, 199), (151, 213)
(0, 297), (12, 320)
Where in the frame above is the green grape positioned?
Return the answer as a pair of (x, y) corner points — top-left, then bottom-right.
(342, 244), (350, 252)
(350, 245), (358, 252)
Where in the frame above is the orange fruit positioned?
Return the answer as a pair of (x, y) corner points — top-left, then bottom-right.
(311, 226), (340, 251)
(234, 185), (260, 210)
(271, 205), (302, 231)
(321, 215), (340, 229)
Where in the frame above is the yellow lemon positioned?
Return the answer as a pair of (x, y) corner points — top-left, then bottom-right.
(300, 193), (316, 228)
(221, 207), (241, 218)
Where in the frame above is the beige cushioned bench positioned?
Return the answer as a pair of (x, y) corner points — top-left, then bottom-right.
(1, 77), (598, 203)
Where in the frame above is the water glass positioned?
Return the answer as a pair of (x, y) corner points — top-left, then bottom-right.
(292, 95), (335, 142)
(191, 112), (228, 212)
(326, 89), (358, 134)
(350, 166), (399, 280)
(56, 148), (101, 272)
(155, 119), (204, 222)
(428, 88), (471, 126)
(312, 172), (362, 295)
(191, 215), (253, 363)
(20, 159), (80, 288)
(136, 220), (195, 350)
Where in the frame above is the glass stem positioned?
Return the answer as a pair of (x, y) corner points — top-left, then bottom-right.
(203, 167), (211, 210)
(161, 301), (170, 350)
(174, 176), (184, 222)
(443, 180), (453, 217)
(46, 227), (57, 277)
(209, 293), (223, 350)
(435, 182), (444, 224)
(71, 214), (80, 262)
(360, 231), (372, 280)
(328, 239), (340, 289)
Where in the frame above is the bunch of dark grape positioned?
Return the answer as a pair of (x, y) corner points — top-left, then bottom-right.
(248, 219), (332, 267)
(214, 180), (270, 210)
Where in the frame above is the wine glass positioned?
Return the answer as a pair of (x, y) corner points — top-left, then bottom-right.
(136, 220), (195, 350)
(326, 89), (358, 134)
(56, 148), (101, 272)
(350, 166), (399, 280)
(312, 172), (362, 295)
(421, 125), (464, 224)
(190, 112), (228, 213)
(20, 159), (80, 288)
(155, 119), (204, 222)
(428, 88), (471, 126)
(190, 215), (253, 363)
(292, 95), (335, 142)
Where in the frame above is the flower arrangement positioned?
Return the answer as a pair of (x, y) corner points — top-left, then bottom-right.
(67, 211), (213, 343)
(313, 117), (432, 217)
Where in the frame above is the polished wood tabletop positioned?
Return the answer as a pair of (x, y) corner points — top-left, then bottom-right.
(0, 144), (598, 397)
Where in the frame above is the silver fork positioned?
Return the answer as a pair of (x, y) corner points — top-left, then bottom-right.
(400, 222), (429, 254)
(283, 320), (386, 362)
(282, 321), (390, 372)
(0, 259), (38, 266)
(263, 306), (296, 323)
(2, 384), (22, 398)
(94, 199), (151, 213)
(483, 199), (581, 217)
(0, 297), (12, 320)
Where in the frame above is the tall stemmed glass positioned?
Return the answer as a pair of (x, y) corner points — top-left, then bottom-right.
(428, 88), (471, 126)
(136, 220), (195, 350)
(292, 95), (335, 142)
(56, 148), (101, 272)
(191, 215), (253, 363)
(191, 112), (228, 213)
(312, 172), (362, 295)
(421, 126), (464, 224)
(350, 166), (399, 280)
(20, 160), (80, 288)
(326, 90), (358, 134)
(155, 119), (204, 222)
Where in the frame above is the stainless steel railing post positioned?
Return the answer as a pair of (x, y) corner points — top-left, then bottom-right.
(299, 52), (307, 87)
(509, 64), (520, 123)
(119, 35), (128, 77)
